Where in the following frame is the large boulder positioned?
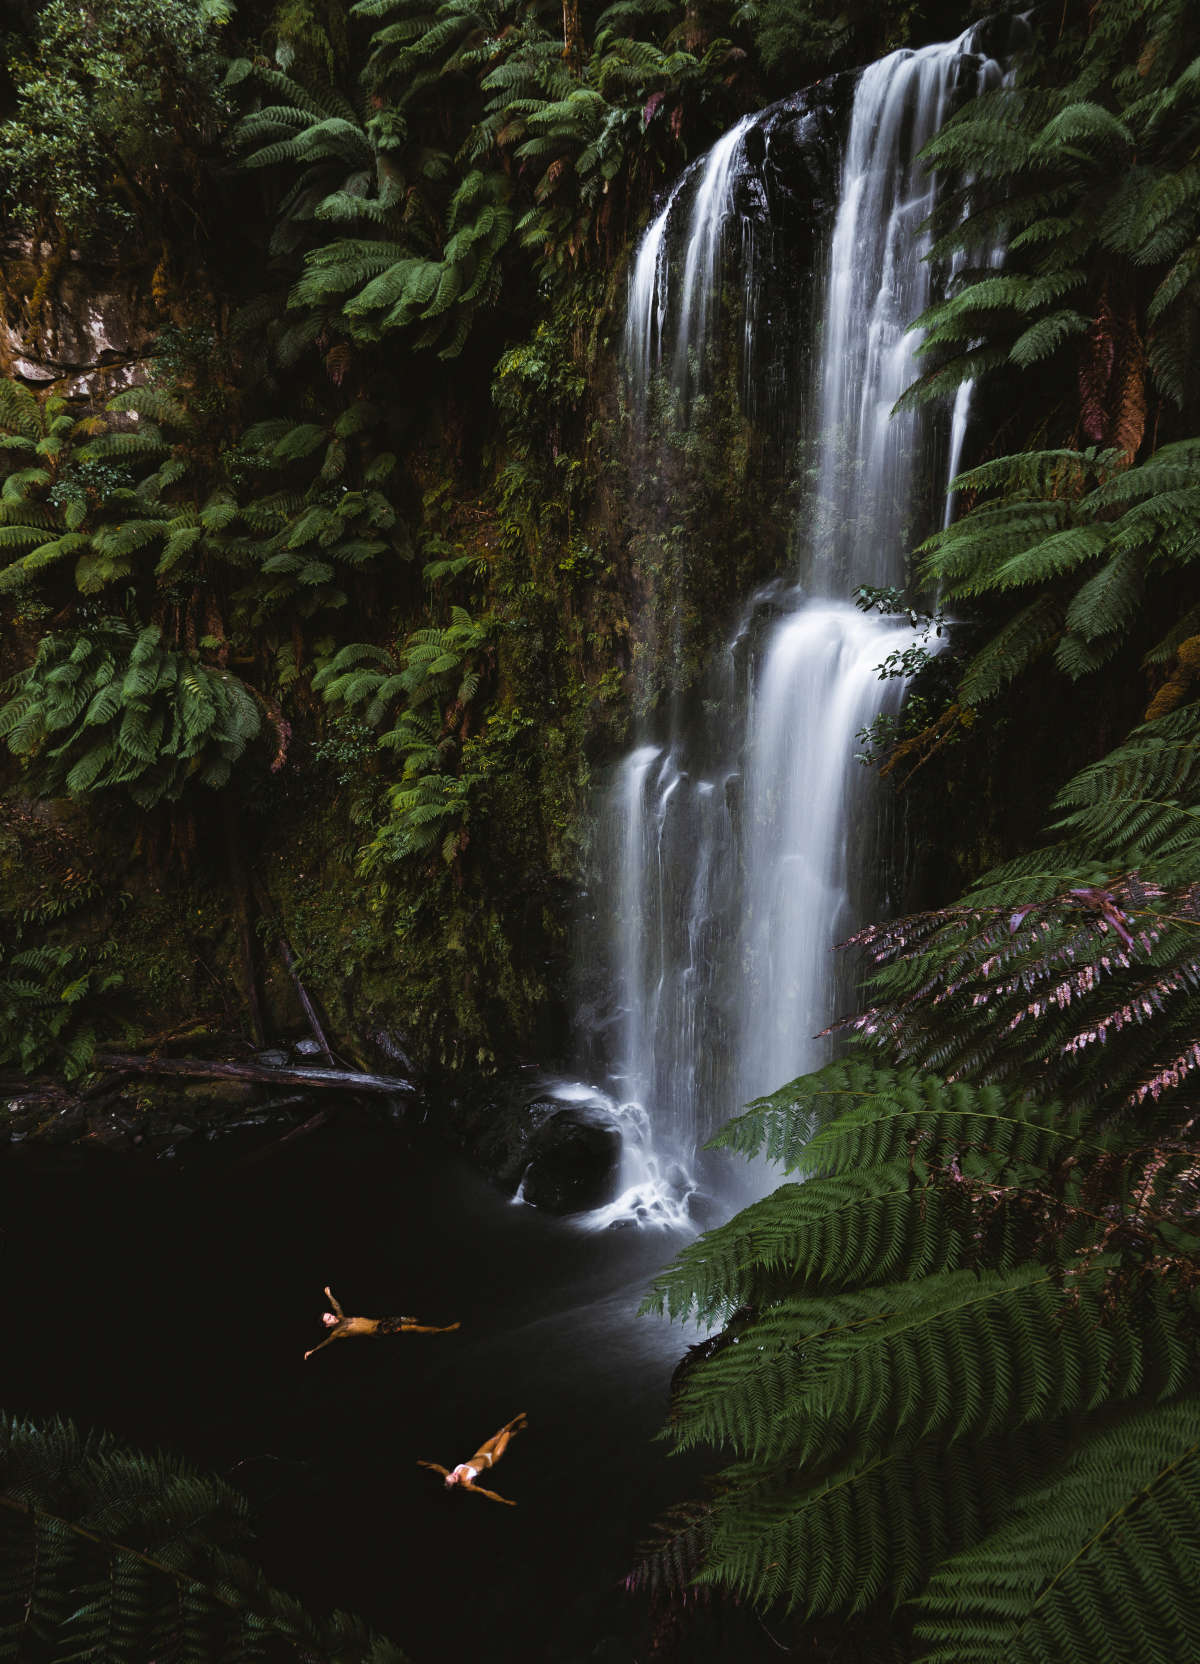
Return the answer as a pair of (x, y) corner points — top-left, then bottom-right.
(446, 1073), (625, 1214)
(518, 1103), (623, 1214)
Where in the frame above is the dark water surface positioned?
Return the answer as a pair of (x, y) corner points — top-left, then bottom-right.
(2, 1116), (774, 1663)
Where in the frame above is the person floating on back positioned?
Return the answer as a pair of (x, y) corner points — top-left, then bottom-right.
(418, 1413), (528, 1506)
(304, 1286), (460, 1359)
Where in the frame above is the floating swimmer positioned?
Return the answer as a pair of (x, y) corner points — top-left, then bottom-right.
(418, 1413), (528, 1506)
(304, 1286), (460, 1359)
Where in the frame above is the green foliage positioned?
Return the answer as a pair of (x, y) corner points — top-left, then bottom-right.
(236, 402), (410, 620)
(315, 604), (494, 865)
(226, 0), (751, 364)
(230, 43), (515, 358)
(889, 0), (1200, 751)
(79, 388), (401, 611)
(0, 621), (263, 809)
(0, 1411), (408, 1661)
(913, 1401), (1200, 1664)
(728, 0), (849, 78)
(0, 938), (121, 1081)
(920, 442), (1200, 705)
(0, 0), (233, 240)
(852, 586), (954, 767)
(0, 358), (416, 819)
(838, 704), (1200, 1106)
(639, 1034), (1200, 1645)
(911, 0), (1200, 423)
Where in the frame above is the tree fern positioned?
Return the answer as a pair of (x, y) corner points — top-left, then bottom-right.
(695, 1433), (1067, 1617)
(893, 0), (1200, 785)
(918, 434), (1200, 728)
(0, 938), (121, 1080)
(0, 622), (264, 809)
(644, 1170), (998, 1323)
(913, 1401), (1200, 1664)
(840, 876), (1200, 1109)
(641, 647), (1200, 1649)
(674, 1263), (1191, 1469)
(643, 1046), (1199, 1642)
(1043, 701), (1200, 873)
(0, 1412), (408, 1662)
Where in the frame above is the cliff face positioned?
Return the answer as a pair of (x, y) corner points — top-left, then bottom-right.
(0, 75), (865, 1093)
(1, 2), (1138, 1116)
(0, 236), (166, 411)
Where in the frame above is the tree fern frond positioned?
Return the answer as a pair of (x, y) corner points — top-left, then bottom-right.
(1008, 308), (1089, 366)
(0, 1412), (409, 1661)
(958, 594), (1067, 707)
(699, 1432), (1063, 1617)
(671, 1265), (1185, 1465)
(706, 1055), (920, 1171)
(643, 1169), (972, 1323)
(914, 1400), (1200, 1664)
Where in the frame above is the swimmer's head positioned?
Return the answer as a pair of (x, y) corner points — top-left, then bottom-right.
(321, 1311), (339, 1327)
(444, 1470), (461, 1487)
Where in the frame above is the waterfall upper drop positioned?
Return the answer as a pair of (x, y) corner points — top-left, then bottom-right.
(570, 24), (1012, 1226)
(814, 41), (999, 589)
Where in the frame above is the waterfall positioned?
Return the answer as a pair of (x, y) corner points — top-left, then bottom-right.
(814, 44), (974, 588)
(739, 604), (914, 1101)
(624, 115), (758, 423)
(567, 25), (1012, 1226)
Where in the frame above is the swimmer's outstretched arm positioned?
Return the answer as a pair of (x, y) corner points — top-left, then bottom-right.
(303, 1330), (342, 1360)
(324, 1285), (345, 1318)
(417, 1460), (450, 1477)
(465, 1483), (516, 1507)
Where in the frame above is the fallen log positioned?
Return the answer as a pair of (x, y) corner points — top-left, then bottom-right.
(93, 1054), (416, 1096)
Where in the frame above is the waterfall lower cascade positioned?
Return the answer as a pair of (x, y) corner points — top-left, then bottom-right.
(562, 26), (1013, 1229)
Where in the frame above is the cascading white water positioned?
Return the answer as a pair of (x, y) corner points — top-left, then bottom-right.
(813, 44), (974, 588)
(738, 604), (916, 1100)
(729, 34), (1004, 1119)
(564, 26), (1010, 1226)
(942, 147), (1010, 527)
(624, 115), (757, 420)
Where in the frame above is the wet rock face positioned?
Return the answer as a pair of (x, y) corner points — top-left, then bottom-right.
(518, 1104), (623, 1214)
(1, 236), (155, 400)
(749, 83), (846, 236)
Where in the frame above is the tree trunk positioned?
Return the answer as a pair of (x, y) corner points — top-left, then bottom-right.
(562, 0), (584, 75)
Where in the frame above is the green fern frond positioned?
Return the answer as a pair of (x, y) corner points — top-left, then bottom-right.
(958, 593), (1067, 707)
(914, 1400), (1200, 1664)
(671, 1265), (1186, 1465)
(644, 1170), (979, 1323)
(1008, 308), (1090, 366)
(0, 1412), (409, 1661)
(698, 1432), (1062, 1617)
(706, 1055), (917, 1170)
